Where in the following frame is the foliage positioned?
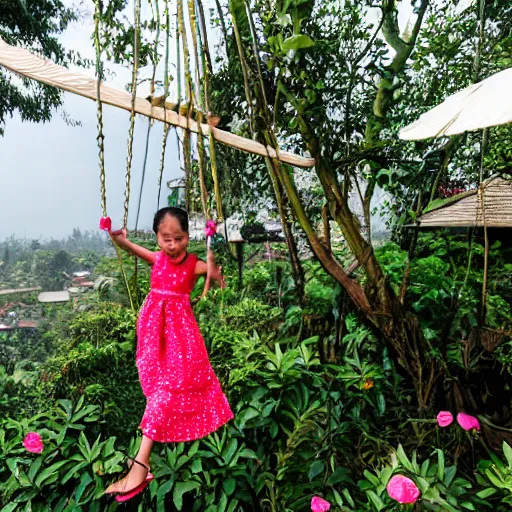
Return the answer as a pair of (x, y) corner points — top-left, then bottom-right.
(0, 397), (124, 510)
(0, 0), (88, 135)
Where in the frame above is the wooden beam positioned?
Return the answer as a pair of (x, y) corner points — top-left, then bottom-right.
(0, 38), (315, 169)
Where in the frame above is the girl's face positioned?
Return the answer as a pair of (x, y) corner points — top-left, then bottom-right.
(156, 214), (189, 259)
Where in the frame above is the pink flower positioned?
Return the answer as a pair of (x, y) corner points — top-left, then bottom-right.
(204, 220), (217, 238)
(99, 216), (112, 232)
(457, 412), (480, 431)
(23, 432), (43, 454)
(437, 411), (454, 427)
(386, 475), (420, 504)
(311, 496), (331, 512)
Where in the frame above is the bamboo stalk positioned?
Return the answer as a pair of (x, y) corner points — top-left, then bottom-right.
(196, 0), (224, 221)
(187, 0), (209, 218)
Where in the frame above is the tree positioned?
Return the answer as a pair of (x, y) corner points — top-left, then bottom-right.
(210, 0), (511, 410)
(0, 0), (86, 135)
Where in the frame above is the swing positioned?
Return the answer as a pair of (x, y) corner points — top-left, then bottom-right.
(94, 0), (220, 302)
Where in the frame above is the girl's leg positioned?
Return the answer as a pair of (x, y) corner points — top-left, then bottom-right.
(105, 435), (154, 494)
(134, 434), (154, 467)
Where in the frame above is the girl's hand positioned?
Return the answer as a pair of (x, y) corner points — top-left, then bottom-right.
(206, 250), (225, 288)
(109, 228), (127, 243)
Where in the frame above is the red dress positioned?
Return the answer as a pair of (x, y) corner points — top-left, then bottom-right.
(136, 251), (233, 442)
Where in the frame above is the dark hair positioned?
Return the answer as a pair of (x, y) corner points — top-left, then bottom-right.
(153, 207), (189, 234)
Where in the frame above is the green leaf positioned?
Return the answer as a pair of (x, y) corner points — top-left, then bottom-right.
(190, 458), (202, 474)
(342, 488), (355, 507)
(327, 467), (351, 485)
(35, 460), (69, 488)
(476, 488), (497, 498)
(437, 449), (445, 480)
(396, 445), (413, 471)
(217, 491), (228, 512)
(28, 457), (44, 483)
(227, 499), (239, 512)
(1, 504), (18, 512)
(75, 472), (93, 503)
(308, 461), (325, 480)
(173, 481), (200, 510)
(363, 469), (381, 487)
(503, 442), (512, 467)
(223, 477), (236, 496)
(282, 34), (315, 52)
(156, 478), (174, 502)
(61, 461), (88, 484)
(222, 439), (239, 465)
(366, 490), (384, 511)
(444, 465), (457, 487)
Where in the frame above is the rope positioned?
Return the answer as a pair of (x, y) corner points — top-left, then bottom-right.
(123, 0), (141, 229)
(135, 119), (152, 230)
(475, 0), (488, 324)
(157, 125), (170, 207)
(93, 0), (134, 312)
(93, 1), (107, 217)
(177, 0), (196, 211)
(157, 0), (171, 209)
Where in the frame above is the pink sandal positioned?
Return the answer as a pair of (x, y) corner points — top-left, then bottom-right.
(115, 472), (154, 502)
(106, 458), (153, 501)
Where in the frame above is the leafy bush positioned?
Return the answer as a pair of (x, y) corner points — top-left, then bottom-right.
(0, 397), (124, 510)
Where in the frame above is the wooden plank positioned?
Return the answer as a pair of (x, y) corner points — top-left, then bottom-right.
(0, 37), (315, 169)
(0, 287), (41, 296)
(38, 291), (70, 303)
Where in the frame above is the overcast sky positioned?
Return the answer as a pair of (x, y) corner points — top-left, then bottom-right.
(0, 0), (428, 242)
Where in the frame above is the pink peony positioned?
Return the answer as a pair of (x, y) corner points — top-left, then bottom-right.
(457, 412), (480, 431)
(204, 220), (217, 238)
(311, 496), (331, 512)
(23, 432), (43, 454)
(437, 411), (454, 427)
(386, 475), (420, 504)
(99, 216), (112, 232)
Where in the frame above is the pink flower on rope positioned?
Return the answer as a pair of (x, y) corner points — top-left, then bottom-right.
(457, 412), (480, 431)
(204, 220), (217, 238)
(23, 432), (43, 454)
(99, 216), (112, 232)
(386, 475), (420, 504)
(311, 496), (331, 512)
(437, 411), (454, 427)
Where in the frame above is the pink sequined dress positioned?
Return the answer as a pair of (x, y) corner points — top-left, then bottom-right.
(136, 251), (233, 442)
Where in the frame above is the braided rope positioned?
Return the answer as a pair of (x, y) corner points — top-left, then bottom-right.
(137, 0), (161, 227)
(93, 1), (107, 217)
(93, 0), (134, 312)
(157, 0), (171, 208)
(157, 124), (171, 206)
(123, 0), (141, 229)
(177, 0), (196, 211)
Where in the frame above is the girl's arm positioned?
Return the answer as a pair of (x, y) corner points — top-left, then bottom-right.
(195, 250), (225, 288)
(110, 229), (156, 265)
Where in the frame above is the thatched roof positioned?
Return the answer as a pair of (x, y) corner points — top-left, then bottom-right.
(416, 176), (512, 228)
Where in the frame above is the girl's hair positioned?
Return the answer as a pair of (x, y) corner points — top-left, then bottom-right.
(153, 207), (189, 234)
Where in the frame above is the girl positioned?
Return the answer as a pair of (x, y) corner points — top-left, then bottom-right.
(105, 207), (233, 502)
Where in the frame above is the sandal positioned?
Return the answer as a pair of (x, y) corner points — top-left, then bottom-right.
(105, 458), (151, 497)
